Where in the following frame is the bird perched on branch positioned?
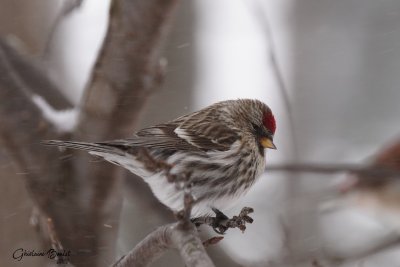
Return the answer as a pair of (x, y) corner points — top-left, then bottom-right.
(341, 139), (400, 231)
(44, 99), (277, 218)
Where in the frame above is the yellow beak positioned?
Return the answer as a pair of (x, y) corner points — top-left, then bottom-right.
(260, 137), (277, 150)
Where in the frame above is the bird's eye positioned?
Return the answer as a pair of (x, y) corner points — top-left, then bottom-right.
(251, 123), (265, 137)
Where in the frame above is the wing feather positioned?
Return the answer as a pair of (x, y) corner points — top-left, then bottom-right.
(104, 108), (239, 153)
(45, 107), (240, 156)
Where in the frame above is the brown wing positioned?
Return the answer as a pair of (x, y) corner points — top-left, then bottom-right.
(173, 107), (239, 151)
(103, 108), (239, 153)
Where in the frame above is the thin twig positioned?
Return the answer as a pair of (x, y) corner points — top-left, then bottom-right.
(265, 163), (400, 178)
(244, 0), (299, 160)
(47, 218), (70, 264)
(243, 6), (306, 262)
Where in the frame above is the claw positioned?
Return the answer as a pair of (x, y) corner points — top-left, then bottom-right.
(191, 206), (255, 235)
(211, 207), (229, 220)
(210, 208), (229, 234)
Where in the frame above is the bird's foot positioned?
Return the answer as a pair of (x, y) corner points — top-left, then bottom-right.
(225, 207), (254, 233)
(191, 207), (254, 235)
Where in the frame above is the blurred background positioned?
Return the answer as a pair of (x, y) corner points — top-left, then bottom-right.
(2, 0), (400, 266)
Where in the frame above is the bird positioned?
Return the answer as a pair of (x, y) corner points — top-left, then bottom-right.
(340, 138), (400, 232)
(44, 99), (277, 218)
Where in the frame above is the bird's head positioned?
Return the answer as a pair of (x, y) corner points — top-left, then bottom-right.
(221, 99), (277, 150)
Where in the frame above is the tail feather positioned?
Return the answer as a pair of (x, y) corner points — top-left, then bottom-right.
(42, 140), (125, 156)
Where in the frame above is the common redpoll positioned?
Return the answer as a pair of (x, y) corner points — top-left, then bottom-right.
(341, 139), (400, 231)
(44, 99), (277, 217)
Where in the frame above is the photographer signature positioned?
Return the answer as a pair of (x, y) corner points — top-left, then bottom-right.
(12, 248), (71, 264)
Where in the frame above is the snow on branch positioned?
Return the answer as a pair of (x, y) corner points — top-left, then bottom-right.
(32, 94), (78, 133)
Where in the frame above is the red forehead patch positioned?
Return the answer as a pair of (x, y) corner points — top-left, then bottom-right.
(263, 112), (276, 134)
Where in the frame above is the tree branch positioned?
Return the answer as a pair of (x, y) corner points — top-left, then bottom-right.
(0, 39), (72, 109)
(112, 224), (173, 267)
(0, 35), (79, 266)
(265, 163), (400, 178)
(75, 0), (179, 141)
(0, 38), (69, 201)
(65, 0), (181, 265)
(244, 1), (299, 160)
(0, 0), (181, 266)
(112, 223), (215, 267)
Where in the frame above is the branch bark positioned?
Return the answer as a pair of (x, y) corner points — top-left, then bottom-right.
(0, 38), (72, 209)
(0, 39), (72, 109)
(0, 34), (81, 265)
(0, 0), (181, 266)
(112, 223), (215, 267)
(75, 0), (179, 141)
(67, 0), (180, 265)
